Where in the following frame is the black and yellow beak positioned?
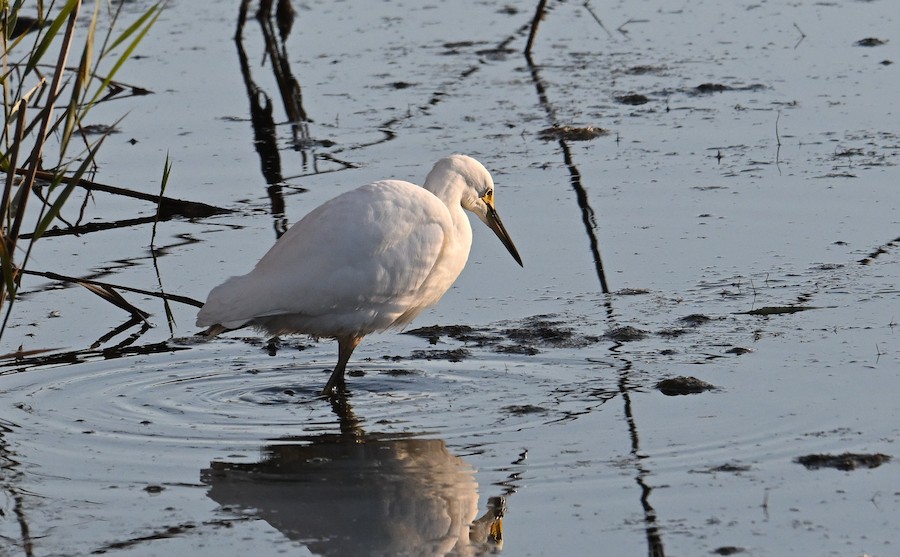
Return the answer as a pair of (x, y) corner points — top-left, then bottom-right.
(483, 191), (523, 267)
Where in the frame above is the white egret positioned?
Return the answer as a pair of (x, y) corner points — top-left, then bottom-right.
(197, 155), (522, 395)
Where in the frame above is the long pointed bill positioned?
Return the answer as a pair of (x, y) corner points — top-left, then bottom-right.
(486, 204), (523, 267)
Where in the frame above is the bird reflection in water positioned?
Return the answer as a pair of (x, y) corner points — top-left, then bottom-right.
(201, 397), (506, 556)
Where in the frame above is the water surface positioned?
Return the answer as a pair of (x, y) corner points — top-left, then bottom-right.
(2, 1), (898, 555)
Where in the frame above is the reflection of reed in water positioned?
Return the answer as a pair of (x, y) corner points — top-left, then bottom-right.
(202, 437), (503, 556)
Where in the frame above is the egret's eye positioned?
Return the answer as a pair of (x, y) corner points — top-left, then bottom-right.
(483, 189), (494, 202)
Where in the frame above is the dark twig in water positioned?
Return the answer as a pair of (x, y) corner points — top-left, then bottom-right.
(21, 269), (205, 308)
(617, 18), (648, 37)
(560, 140), (610, 293)
(151, 154), (173, 248)
(79, 281), (151, 322)
(90, 518), (254, 554)
(775, 111), (782, 147)
(523, 56), (610, 293)
(858, 234), (900, 265)
(150, 154), (177, 335)
(20, 215), (170, 239)
(617, 363), (667, 556)
(792, 23), (806, 49)
(234, 17), (292, 231)
(255, 0), (308, 126)
(775, 110), (783, 173)
(738, 305), (817, 316)
(13, 168), (230, 219)
(90, 316), (152, 350)
(524, 32), (654, 556)
(582, 1), (614, 39)
(524, 0), (548, 57)
(0, 341), (187, 374)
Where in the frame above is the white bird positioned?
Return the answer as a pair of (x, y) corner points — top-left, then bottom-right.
(197, 155), (522, 395)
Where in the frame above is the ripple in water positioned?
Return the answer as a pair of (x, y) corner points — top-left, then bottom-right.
(4, 341), (514, 459)
(6, 347), (347, 455)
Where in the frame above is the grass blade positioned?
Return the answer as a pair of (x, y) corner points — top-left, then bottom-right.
(85, 3), (162, 109)
(24, 0), (79, 75)
(79, 281), (150, 321)
(151, 152), (172, 246)
(31, 132), (109, 241)
(105, 2), (162, 53)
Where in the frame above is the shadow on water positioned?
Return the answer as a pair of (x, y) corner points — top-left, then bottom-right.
(236, 0), (308, 238)
(523, 52), (609, 295)
(13, 170), (229, 241)
(0, 419), (34, 557)
(200, 395), (506, 556)
(615, 358), (666, 557)
(525, 4), (662, 555)
(0, 340), (189, 374)
(234, 0), (360, 238)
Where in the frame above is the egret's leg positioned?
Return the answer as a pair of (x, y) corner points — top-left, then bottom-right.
(322, 335), (362, 396)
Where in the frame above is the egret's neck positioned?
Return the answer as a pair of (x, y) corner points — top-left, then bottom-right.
(423, 170), (473, 253)
(423, 168), (465, 207)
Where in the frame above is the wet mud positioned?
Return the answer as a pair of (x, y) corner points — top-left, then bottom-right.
(795, 452), (892, 471)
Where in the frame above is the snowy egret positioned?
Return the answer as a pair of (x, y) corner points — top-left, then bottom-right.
(197, 155), (522, 395)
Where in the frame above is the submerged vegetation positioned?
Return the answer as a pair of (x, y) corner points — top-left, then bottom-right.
(0, 0), (163, 340)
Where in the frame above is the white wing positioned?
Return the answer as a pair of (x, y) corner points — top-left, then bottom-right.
(197, 180), (451, 336)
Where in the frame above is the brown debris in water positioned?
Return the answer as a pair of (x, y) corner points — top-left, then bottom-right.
(494, 344), (540, 355)
(615, 288), (650, 296)
(623, 65), (666, 75)
(795, 452), (891, 471)
(679, 314), (712, 326)
(405, 316), (597, 356)
(603, 326), (648, 342)
(504, 316), (599, 348)
(404, 325), (500, 345)
(656, 376), (716, 396)
(405, 324), (475, 341)
(503, 404), (547, 416)
(692, 82), (766, 95)
(615, 93), (649, 105)
(712, 547), (746, 556)
(408, 348), (471, 362)
(657, 328), (689, 338)
(854, 37), (887, 47)
(538, 125), (607, 141)
(691, 462), (752, 474)
(661, 314), (715, 336)
(379, 368), (420, 376)
(695, 82), (730, 93)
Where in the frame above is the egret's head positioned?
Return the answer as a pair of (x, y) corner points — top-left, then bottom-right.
(432, 154), (523, 267)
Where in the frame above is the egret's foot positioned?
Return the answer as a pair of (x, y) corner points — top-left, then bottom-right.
(320, 385), (347, 398)
(321, 372), (347, 398)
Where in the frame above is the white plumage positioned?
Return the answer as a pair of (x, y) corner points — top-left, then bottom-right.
(197, 155), (522, 395)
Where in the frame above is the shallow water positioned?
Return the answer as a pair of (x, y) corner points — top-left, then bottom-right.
(2, 1), (899, 555)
